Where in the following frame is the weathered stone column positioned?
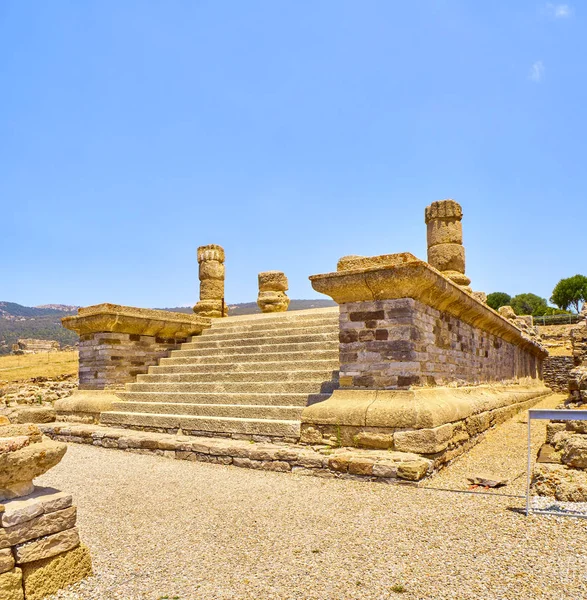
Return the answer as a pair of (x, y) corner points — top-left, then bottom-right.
(257, 271), (290, 313)
(193, 244), (228, 318)
(425, 199), (471, 291)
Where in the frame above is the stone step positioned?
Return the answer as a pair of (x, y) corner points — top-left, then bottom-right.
(108, 401), (304, 420)
(116, 391), (331, 406)
(99, 411), (301, 438)
(160, 349), (339, 365)
(208, 309), (338, 331)
(181, 332), (338, 350)
(136, 370), (338, 384)
(172, 340), (339, 357)
(125, 380), (339, 394)
(149, 359), (338, 374)
(197, 323), (337, 341)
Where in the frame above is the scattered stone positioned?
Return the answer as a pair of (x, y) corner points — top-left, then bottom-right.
(466, 475), (508, 488)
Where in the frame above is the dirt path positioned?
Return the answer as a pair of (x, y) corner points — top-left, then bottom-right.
(426, 393), (566, 495)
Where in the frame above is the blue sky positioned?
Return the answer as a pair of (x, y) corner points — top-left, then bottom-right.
(1, 1), (585, 308)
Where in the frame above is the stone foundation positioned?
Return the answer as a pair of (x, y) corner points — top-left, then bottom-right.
(57, 304), (210, 423)
(78, 331), (186, 391)
(303, 251), (549, 468)
(39, 422), (434, 482)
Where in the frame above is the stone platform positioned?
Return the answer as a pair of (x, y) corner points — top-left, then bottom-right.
(39, 422), (433, 483)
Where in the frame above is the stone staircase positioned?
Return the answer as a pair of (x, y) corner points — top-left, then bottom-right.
(100, 307), (340, 440)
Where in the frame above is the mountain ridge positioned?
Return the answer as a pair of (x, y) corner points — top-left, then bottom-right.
(0, 299), (336, 354)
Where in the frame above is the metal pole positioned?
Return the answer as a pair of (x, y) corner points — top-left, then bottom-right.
(526, 412), (532, 516)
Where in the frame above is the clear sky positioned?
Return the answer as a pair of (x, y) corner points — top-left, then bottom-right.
(1, 1), (585, 308)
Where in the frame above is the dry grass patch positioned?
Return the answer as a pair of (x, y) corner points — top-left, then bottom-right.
(0, 351), (78, 381)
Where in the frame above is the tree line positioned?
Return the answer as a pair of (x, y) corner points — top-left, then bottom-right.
(487, 275), (587, 316)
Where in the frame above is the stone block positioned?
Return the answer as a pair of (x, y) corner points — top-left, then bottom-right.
(353, 432), (394, 449)
(21, 544), (92, 600)
(560, 435), (587, 469)
(14, 527), (80, 564)
(0, 507), (77, 549)
(397, 459), (430, 481)
(0, 441), (67, 502)
(0, 549), (14, 575)
(0, 568), (23, 600)
(394, 423), (454, 454)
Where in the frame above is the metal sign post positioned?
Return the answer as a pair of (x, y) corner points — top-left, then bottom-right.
(526, 408), (587, 518)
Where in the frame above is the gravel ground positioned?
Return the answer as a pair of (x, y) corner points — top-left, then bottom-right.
(38, 393), (587, 600)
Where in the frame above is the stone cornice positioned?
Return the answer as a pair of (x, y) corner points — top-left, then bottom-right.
(62, 303), (210, 339)
(310, 253), (547, 358)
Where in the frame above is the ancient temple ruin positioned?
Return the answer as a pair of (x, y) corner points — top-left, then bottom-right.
(53, 199), (550, 481)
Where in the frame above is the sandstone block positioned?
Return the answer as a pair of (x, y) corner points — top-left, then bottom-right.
(0, 549), (14, 576)
(424, 199), (463, 222)
(199, 279), (225, 300)
(0, 507), (77, 549)
(7, 408), (56, 425)
(14, 527), (80, 564)
(0, 441), (67, 502)
(199, 260), (225, 280)
(397, 459), (430, 481)
(348, 457), (375, 475)
(394, 424), (454, 454)
(197, 244), (225, 264)
(258, 271), (288, 292)
(353, 432), (394, 449)
(560, 435), (587, 469)
(21, 544), (92, 600)
(426, 218), (463, 247)
(0, 568), (23, 600)
(427, 243), (465, 274)
(257, 291), (289, 313)
(372, 462), (398, 478)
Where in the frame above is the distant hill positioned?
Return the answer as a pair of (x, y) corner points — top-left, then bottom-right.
(0, 302), (80, 355)
(0, 299), (336, 355)
(161, 299), (336, 316)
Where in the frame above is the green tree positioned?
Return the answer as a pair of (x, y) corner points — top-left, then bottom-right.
(510, 293), (548, 316)
(486, 292), (512, 311)
(550, 275), (587, 313)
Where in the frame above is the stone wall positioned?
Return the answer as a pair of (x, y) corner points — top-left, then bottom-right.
(12, 339), (60, 355)
(542, 356), (574, 392)
(78, 332), (186, 391)
(0, 418), (92, 597)
(533, 320), (587, 501)
(338, 298), (542, 390)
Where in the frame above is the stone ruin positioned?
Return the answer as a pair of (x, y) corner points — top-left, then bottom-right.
(193, 244), (228, 318)
(11, 341), (60, 356)
(257, 271), (290, 313)
(0, 416), (91, 599)
(532, 317), (587, 501)
(300, 200), (549, 472)
(48, 199), (552, 482)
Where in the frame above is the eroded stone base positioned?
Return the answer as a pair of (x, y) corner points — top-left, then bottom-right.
(40, 423), (433, 482)
(301, 384), (550, 468)
(54, 390), (122, 424)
